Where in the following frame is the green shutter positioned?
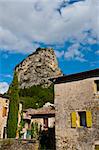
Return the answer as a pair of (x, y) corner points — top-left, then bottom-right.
(71, 112), (77, 128)
(86, 111), (92, 127)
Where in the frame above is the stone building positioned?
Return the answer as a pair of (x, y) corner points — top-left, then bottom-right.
(52, 69), (99, 150)
(0, 95), (9, 139)
(17, 102), (55, 139)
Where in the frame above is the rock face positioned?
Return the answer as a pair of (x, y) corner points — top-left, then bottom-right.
(15, 48), (62, 88)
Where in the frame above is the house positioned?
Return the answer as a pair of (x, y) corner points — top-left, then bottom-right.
(17, 102), (55, 139)
(51, 69), (99, 150)
(0, 95), (9, 139)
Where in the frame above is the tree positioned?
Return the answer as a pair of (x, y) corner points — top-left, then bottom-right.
(7, 71), (19, 138)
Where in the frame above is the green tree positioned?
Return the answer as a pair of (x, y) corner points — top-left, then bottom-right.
(7, 72), (19, 138)
(19, 84), (54, 109)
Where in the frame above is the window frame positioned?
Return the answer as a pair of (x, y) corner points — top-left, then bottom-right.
(71, 110), (92, 128)
(94, 80), (99, 93)
(2, 106), (7, 117)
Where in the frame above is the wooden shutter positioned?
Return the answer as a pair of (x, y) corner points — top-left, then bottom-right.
(95, 145), (99, 150)
(86, 111), (92, 127)
(71, 112), (77, 128)
(2, 107), (7, 117)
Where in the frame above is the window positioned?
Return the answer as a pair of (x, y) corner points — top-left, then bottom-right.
(94, 141), (99, 150)
(2, 107), (7, 117)
(71, 111), (92, 128)
(43, 118), (48, 128)
(95, 145), (99, 150)
(94, 80), (99, 92)
(78, 112), (86, 127)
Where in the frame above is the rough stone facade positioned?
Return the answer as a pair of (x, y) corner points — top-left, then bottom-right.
(17, 103), (55, 139)
(0, 96), (9, 139)
(15, 48), (62, 88)
(0, 139), (39, 150)
(54, 76), (99, 150)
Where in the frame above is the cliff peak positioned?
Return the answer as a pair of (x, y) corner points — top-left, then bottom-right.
(15, 48), (63, 88)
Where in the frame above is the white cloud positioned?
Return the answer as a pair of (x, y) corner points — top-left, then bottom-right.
(86, 38), (97, 45)
(55, 50), (64, 58)
(0, 74), (13, 79)
(95, 50), (99, 55)
(90, 60), (99, 66)
(0, 0), (98, 54)
(2, 53), (9, 59)
(0, 82), (9, 94)
(64, 43), (86, 62)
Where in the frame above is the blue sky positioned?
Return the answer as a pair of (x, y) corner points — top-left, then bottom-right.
(0, 0), (99, 93)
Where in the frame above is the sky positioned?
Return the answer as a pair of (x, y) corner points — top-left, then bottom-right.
(0, 0), (99, 94)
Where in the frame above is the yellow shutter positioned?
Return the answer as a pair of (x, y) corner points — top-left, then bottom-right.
(95, 145), (99, 150)
(71, 112), (77, 128)
(2, 107), (7, 117)
(86, 111), (92, 127)
(2, 107), (5, 117)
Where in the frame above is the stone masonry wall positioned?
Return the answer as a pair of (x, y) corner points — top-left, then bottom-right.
(0, 139), (39, 150)
(54, 77), (99, 150)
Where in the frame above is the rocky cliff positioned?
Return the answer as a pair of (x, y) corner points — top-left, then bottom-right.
(15, 48), (62, 88)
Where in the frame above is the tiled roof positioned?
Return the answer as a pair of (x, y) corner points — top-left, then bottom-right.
(23, 106), (55, 116)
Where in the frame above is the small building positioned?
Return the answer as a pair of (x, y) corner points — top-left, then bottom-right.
(52, 69), (99, 150)
(17, 102), (55, 139)
(0, 95), (9, 139)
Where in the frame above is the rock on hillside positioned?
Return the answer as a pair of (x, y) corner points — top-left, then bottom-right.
(15, 48), (62, 88)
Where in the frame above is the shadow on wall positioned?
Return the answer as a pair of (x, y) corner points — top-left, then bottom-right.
(40, 127), (56, 150)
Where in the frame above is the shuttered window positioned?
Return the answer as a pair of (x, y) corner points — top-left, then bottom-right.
(95, 145), (99, 150)
(2, 107), (7, 117)
(95, 80), (99, 92)
(71, 111), (92, 128)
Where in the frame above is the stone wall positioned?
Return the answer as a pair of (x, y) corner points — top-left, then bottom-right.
(0, 139), (39, 150)
(0, 97), (9, 138)
(54, 77), (99, 150)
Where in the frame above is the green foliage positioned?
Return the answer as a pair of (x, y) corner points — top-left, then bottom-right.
(6, 69), (54, 139)
(19, 84), (54, 109)
(7, 72), (19, 138)
(31, 122), (39, 138)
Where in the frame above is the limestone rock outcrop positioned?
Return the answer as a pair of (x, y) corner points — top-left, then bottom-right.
(15, 48), (62, 88)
